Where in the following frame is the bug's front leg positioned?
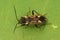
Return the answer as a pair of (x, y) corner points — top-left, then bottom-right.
(32, 10), (35, 15)
(32, 10), (40, 15)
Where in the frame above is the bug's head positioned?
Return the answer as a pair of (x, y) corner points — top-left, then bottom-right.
(38, 16), (47, 22)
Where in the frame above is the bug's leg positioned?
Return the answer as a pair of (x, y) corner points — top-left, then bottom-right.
(32, 10), (40, 15)
(47, 22), (52, 25)
(13, 23), (18, 33)
(35, 24), (38, 27)
(32, 10), (34, 15)
(21, 24), (25, 26)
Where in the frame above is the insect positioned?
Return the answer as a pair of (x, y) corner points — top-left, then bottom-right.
(13, 6), (47, 32)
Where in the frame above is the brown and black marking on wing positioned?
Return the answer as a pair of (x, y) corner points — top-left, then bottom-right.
(20, 10), (47, 26)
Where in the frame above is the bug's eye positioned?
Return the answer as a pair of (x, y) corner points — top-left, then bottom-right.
(39, 16), (46, 22)
(20, 17), (26, 24)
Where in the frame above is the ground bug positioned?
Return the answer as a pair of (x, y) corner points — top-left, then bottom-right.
(13, 6), (47, 32)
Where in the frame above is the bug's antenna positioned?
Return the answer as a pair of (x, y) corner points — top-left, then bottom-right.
(13, 5), (19, 21)
(13, 23), (18, 33)
(32, 10), (40, 15)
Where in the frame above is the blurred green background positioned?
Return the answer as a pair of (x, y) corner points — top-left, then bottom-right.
(0, 0), (60, 40)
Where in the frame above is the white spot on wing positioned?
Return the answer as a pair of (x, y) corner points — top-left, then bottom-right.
(26, 22), (28, 24)
(38, 20), (42, 23)
(25, 16), (27, 18)
(38, 16), (40, 17)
